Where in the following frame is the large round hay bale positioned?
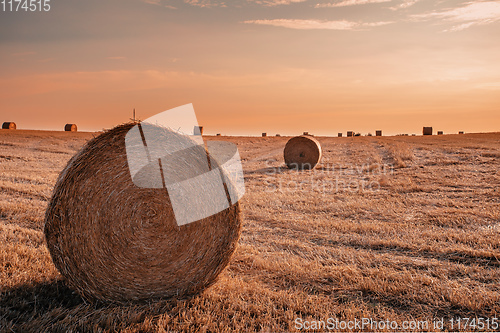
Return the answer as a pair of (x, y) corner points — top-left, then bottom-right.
(283, 135), (322, 170)
(44, 123), (241, 303)
(2, 122), (16, 130)
(64, 123), (77, 132)
(423, 127), (433, 135)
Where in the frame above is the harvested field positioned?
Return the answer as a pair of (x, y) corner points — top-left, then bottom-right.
(1, 130), (499, 332)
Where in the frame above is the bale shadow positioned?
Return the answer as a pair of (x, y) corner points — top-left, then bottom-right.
(0, 279), (85, 326)
(245, 165), (321, 175)
(244, 166), (287, 175)
(0, 279), (199, 332)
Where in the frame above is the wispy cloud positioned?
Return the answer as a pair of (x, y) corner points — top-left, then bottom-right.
(243, 18), (392, 30)
(141, 0), (177, 9)
(143, 0), (391, 8)
(412, 1), (500, 31)
(142, 0), (309, 7)
(249, 0), (308, 6)
(183, 0), (227, 7)
(389, 0), (420, 10)
(363, 21), (394, 27)
(245, 19), (356, 29)
(315, 0), (391, 8)
(141, 0), (224, 8)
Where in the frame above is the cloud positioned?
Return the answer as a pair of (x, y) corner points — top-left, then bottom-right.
(363, 21), (394, 27)
(245, 19), (356, 29)
(315, 0), (391, 8)
(249, 0), (308, 6)
(107, 56), (126, 60)
(389, 0), (420, 10)
(183, 0), (226, 7)
(243, 18), (392, 30)
(141, 0), (224, 8)
(141, 0), (177, 9)
(143, 0), (388, 7)
(412, 1), (500, 31)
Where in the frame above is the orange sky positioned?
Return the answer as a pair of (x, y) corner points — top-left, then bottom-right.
(1, 0), (499, 135)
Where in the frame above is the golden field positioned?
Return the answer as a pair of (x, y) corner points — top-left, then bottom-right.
(1, 129), (499, 332)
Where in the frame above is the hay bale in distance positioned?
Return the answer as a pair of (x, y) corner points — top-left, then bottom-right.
(64, 124), (77, 132)
(44, 123), (241, 303)
(283, 135), (322, 170)
(459, 131), (464, 134)
(338, 133), (342, 137)
(216, 133), (221, 136)
(303, 132), (308, 135)
(376, 130), (382, 137)
(2, 122), (16, 130)
(262, 133), (267, 137)
(437, 131), (443, 135)
(275, 134), (281, 137)
(347, 131), (354, 137)
(423, 127), (433, 135)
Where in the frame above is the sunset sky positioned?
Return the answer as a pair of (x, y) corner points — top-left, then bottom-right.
(1, 0), (499, 135)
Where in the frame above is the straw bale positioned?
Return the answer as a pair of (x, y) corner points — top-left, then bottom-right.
(283, 135), (322, 170)
(44, 123), (241, 303)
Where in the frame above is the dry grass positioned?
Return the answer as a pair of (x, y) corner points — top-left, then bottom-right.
(1, 130), (500, 332)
